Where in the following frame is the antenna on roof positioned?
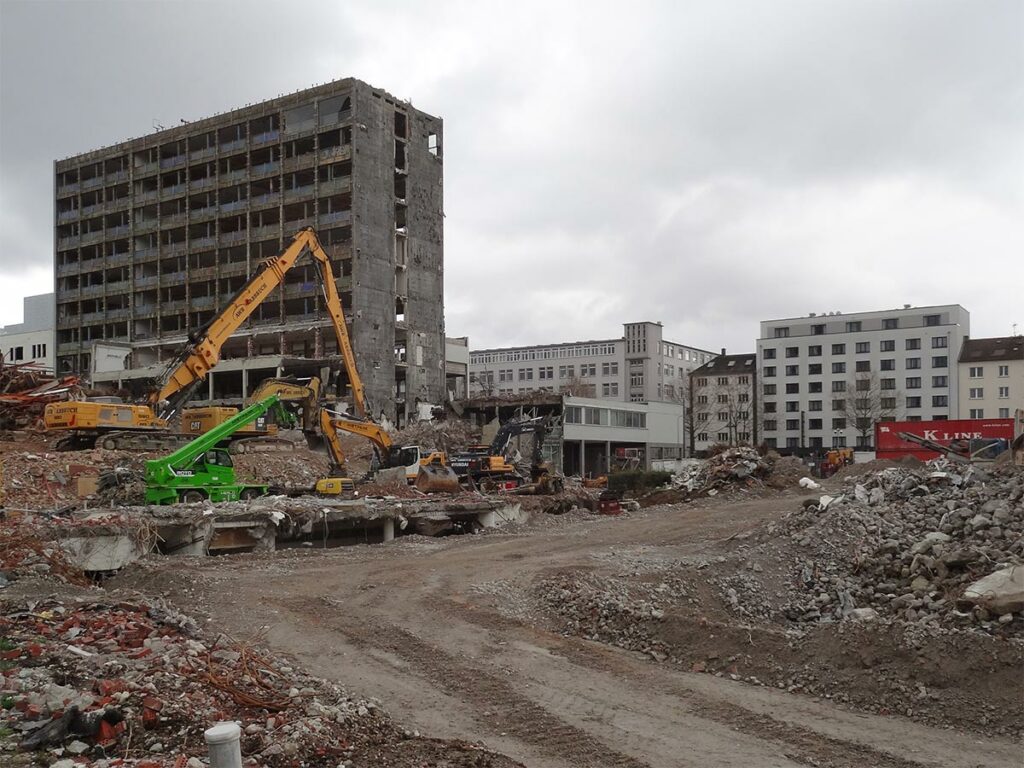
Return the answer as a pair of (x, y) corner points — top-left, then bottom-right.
(152, 119), (165, 130)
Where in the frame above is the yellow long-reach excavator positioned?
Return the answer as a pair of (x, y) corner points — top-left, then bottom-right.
(46, 228), (364, 451)
(316, 409), (459, 494)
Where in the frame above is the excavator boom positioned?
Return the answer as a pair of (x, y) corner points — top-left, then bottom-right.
(151, 228), (365, 419)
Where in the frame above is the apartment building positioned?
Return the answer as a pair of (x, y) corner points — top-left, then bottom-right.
(958, 336), (1023, 419)
(689, 352), (757, 454)
(1, 293), (55, 371)
(468, 321), (715, 403)
(757, 305), (970, 450)
(54, 78), (444, 424)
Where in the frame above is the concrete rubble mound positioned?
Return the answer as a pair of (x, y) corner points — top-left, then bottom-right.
(672, 447), (770, 493)
(763, 460), (1024, 628)
(0, 362), (82, 430)
(0, 594), (512, 767)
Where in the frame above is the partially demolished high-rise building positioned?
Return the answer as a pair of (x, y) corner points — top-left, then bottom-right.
(54, 78), (444, 424)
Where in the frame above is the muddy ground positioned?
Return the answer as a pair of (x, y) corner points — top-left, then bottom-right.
(113, 488), (1023, 768)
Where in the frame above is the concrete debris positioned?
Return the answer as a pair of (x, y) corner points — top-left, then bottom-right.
(959, 565), (1024, 615)
(0, 596), (512, 767)
(760, 460), (1024, 629)
(0, 361), (82, 430)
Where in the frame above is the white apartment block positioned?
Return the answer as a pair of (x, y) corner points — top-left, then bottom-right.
(468, 321), (715, 404)
(958, 336), (1023, 420)
(689, 352), (758, 454)
(758, 305), (970, 450)
(1, 293), (55, 372)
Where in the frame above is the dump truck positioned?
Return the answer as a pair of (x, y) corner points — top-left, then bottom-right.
(145, 395), (283, 505)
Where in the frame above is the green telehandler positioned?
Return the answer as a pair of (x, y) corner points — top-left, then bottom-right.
(145, 394), (282, 505)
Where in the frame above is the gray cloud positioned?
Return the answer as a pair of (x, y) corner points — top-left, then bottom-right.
(2, 0), (1020, 350)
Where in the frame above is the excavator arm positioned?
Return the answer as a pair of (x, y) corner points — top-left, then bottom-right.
(318, 409), (395, 472)
(150, 228), (365, 419)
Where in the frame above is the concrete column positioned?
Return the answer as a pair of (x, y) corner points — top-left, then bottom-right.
(382, 518), (394, 542)
(241, 367), (249, 399)
(580, 439), (586, 477)
(605, 441), (611, 473)
(208, 371), (215, 400)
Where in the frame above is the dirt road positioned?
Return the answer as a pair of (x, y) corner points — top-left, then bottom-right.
(132, 496), (1021, 768)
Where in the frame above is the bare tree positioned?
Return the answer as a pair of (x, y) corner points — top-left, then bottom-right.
(677, 372), (713, 455)
(843, 372), (900, 447)
(559, 375), (595, 398)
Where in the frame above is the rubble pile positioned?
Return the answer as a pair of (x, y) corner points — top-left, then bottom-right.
(393, 419), (478, 453)
(232, 449), (331, 489)
(761, 462), (1024, 628)
(0, 596), (508, 767)
(670, 447), (771, 495)
(0, 363), (82, 430)
(0, 520), (92, 587)
(1, 448), (150, 510)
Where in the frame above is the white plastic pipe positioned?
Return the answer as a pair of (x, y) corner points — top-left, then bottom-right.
(205, 721), (242, 768)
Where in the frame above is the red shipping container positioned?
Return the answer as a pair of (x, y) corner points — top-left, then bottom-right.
(875, 419), (1013, 461)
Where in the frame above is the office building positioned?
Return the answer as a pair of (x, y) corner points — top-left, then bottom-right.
(54, 78), (444, 424)
(757, 305), (970, 449)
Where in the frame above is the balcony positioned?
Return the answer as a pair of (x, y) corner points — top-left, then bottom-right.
(81, 229), (106, 245)
(251, 192), (278, 206)
(318, 210), (350, 226)
(161, 298), (188, 314)
(133, 246), (158, 260)
(135, 161), (158, 176)
(58, 180), (81, 194)
(282, 153), (315, 172)
(318, 177), (350, 195)
(319, 145), (352, 163)
(220, 230), (246, 244)
(57, 234), (79, 249)
(250, 224), (280, 240)
(82, 203), (104, 217)
(190, 176), (215, 190)
(81, 176), (104, 191)
(134, 218), (158, 234)
(284, 185), (314, 201)
(284, 216), (313, 231)
(191, 295), (216, 310)
(190, 206), (216, 221)
(252, 313), (282, 327)
(220, 169), (247, 184)
(220, 199), (247, 213)
(190, 265), (217, 280)
(161, 212), (186, 228)
(106, 170), (129, 183)
(161, 183), (186, 198)
(159, 155), (186, 170)
(220, 138), (246, 153)
(190, 146), (217, 162)
(58, 209), (80, 222)
(283, 118), (316, 136)
(105, 280), (130, 293)
(135, 274), (159, 288)
(134, 303), (159, 318)
(107, 224), (129, 238)
(283, 282), (314, 298)
(106, 251), (132, 267)
(57, 261), (81, 277)
(58, 342), (79, 355)
(251, 161), (280, 178)
(135, 189), (159, 204)
(161, 240), (187, 254)
(220, 261), (249, 277)
(190, 235), (215, 249)
(252, 130), (280, 145)
(81, 311), (103, 323)
(106, 307), (131, 321)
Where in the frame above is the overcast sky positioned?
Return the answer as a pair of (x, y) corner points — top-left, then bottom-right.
(1, 0), (1021, 352)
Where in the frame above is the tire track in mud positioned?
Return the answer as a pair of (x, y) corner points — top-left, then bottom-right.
(286, 596), (652, 768)
(440, 596), (940, 768)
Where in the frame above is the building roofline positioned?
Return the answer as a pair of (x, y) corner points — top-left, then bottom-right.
(957, 336), (1024, 363)
(760, 304), (968, 325)
(56, 77), (441, 166)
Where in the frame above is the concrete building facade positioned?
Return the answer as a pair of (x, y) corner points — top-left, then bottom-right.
(54, 78), (444, 424)
(468, 321), (715, 404)
(958, 336), (1024, 419)
(689, 352), (757, 454)
(757, 305), (970, 450)
(1, 293), (55, 372)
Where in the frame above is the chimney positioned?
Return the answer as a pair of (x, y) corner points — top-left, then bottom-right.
(721, 348), (726, 356)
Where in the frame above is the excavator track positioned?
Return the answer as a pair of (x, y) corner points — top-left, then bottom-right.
(228, 436), (298, 454)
